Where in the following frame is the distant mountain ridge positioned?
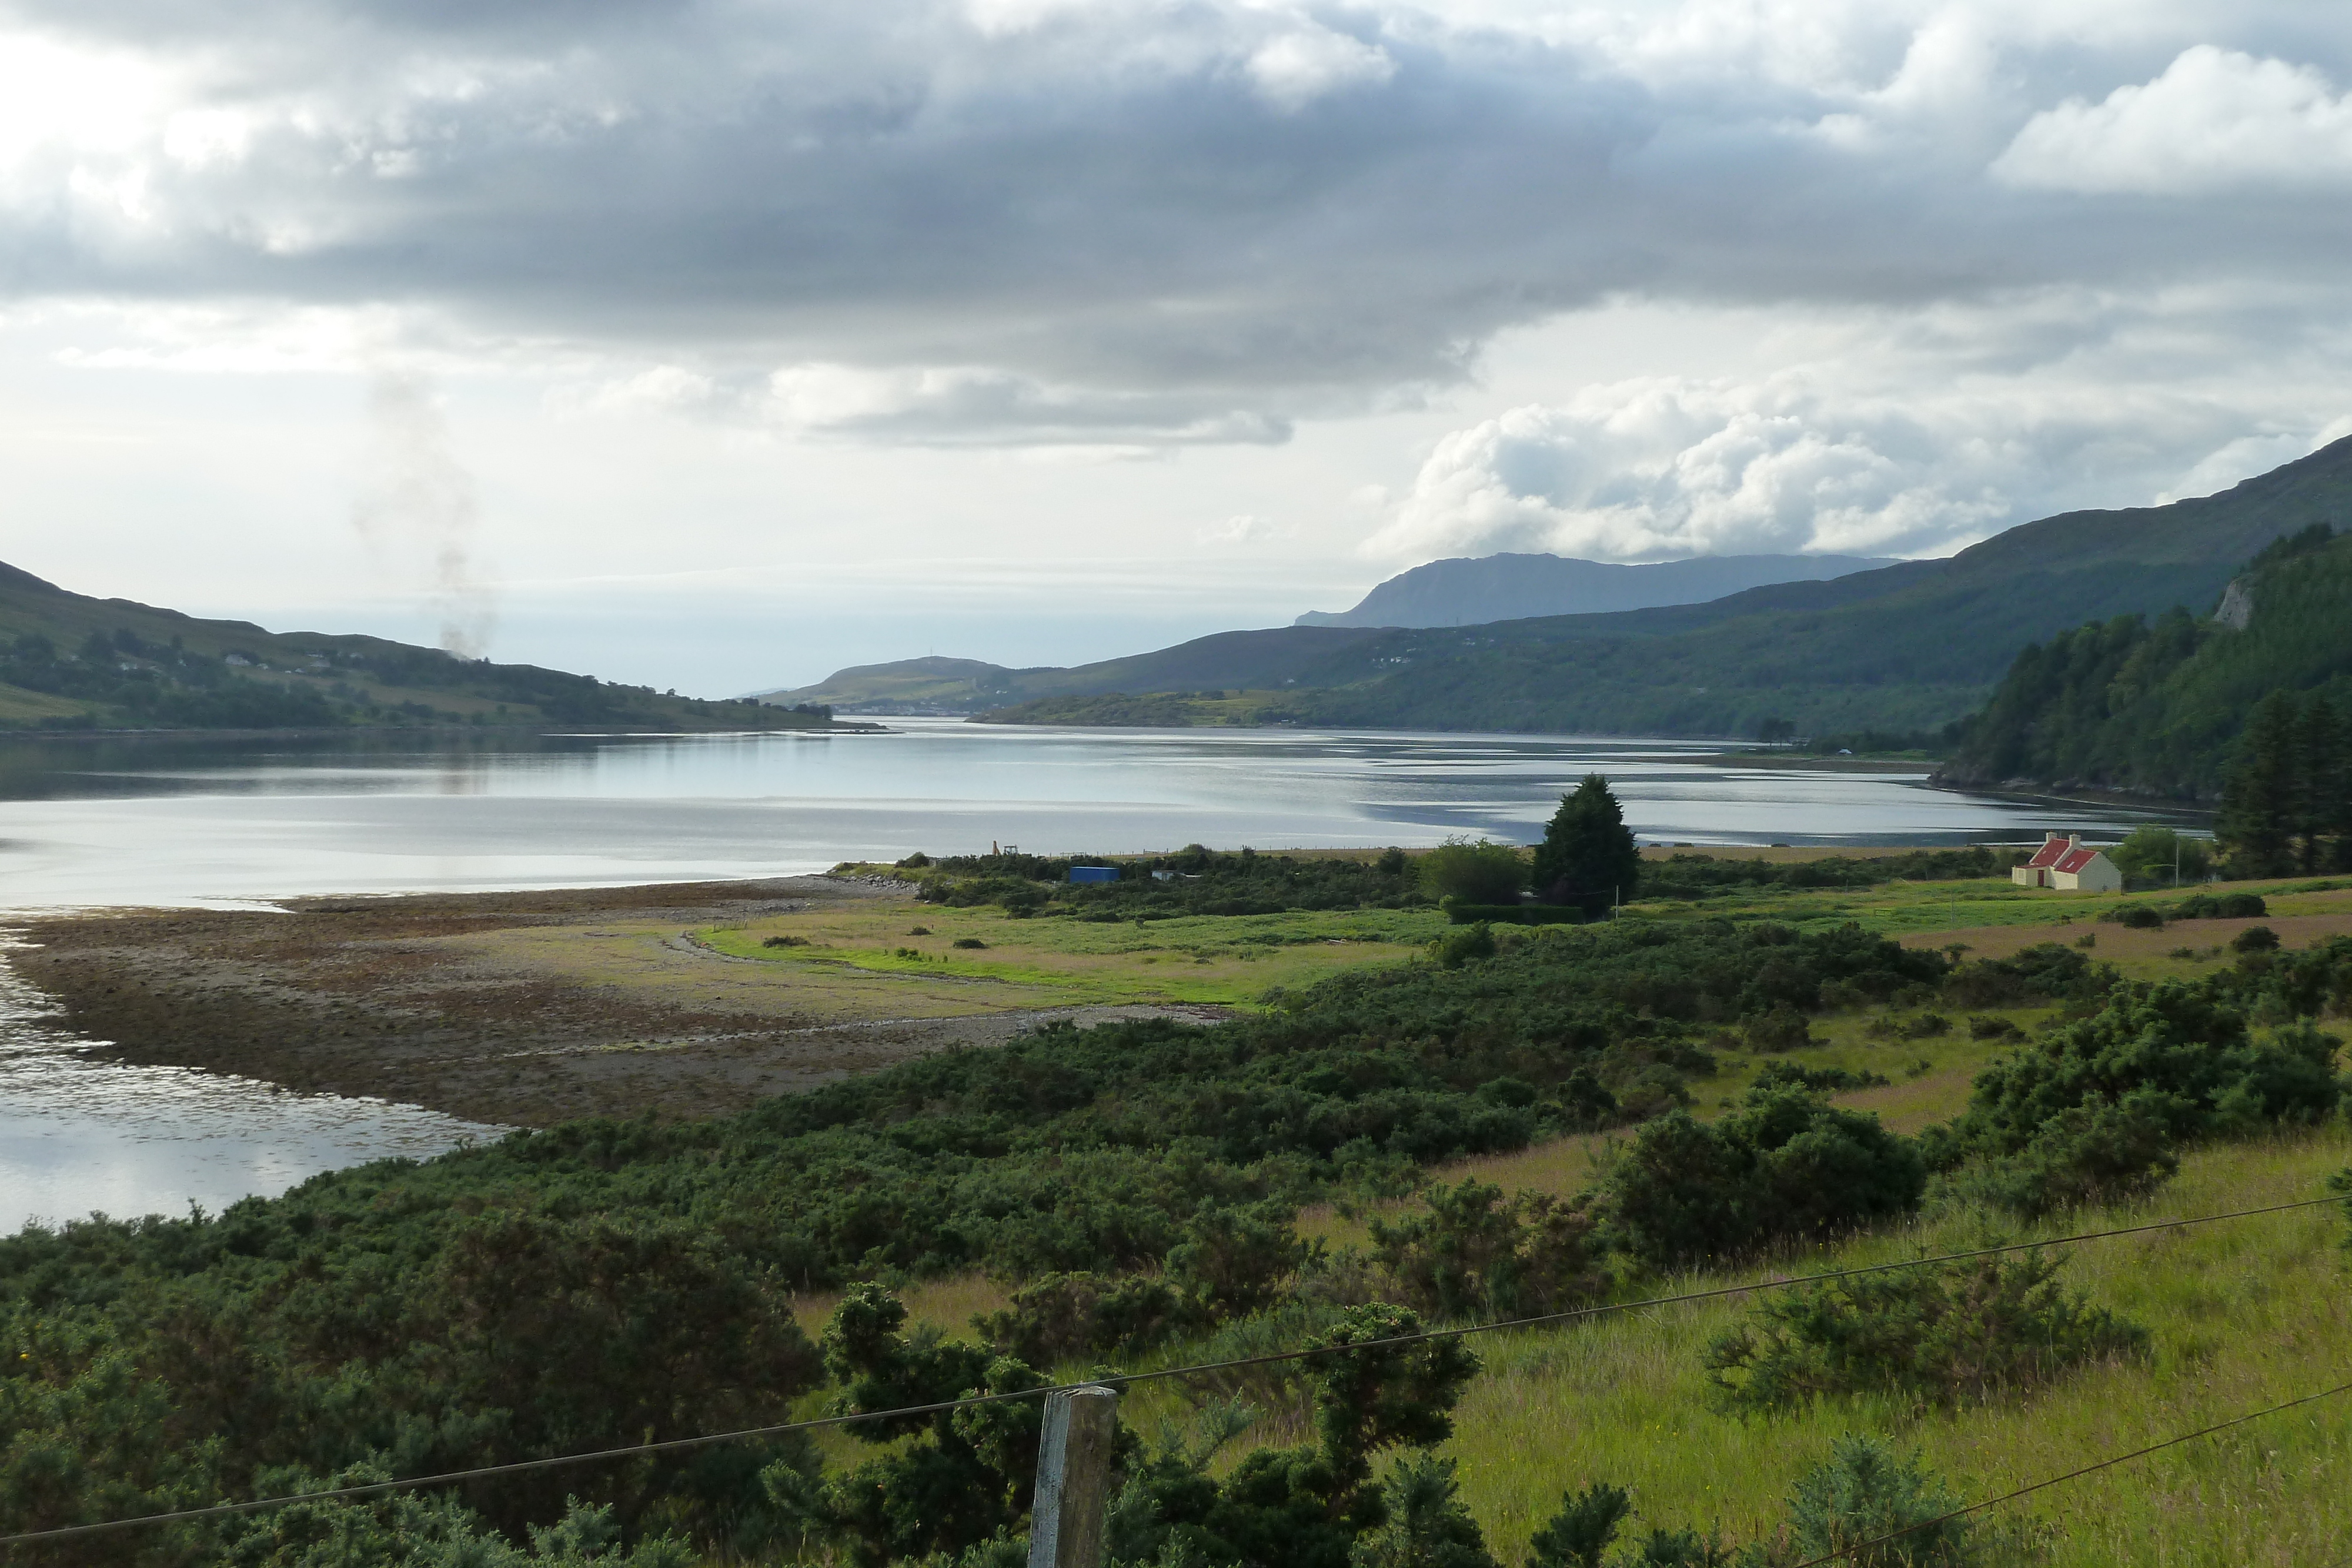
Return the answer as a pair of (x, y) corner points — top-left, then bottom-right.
(1294, 552), (1897, 628)
(769, 434), (2352, 737)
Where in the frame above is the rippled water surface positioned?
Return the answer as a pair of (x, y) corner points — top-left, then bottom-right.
(0, 721), (2193, 1233)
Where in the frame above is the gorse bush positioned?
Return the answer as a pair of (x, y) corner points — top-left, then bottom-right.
(1420, 840), (1529, 907)
(973, 1271), (1189, 1366)
(1702, 1252), (2147, 1414)
(1930, 970), (2345, 1215)
(1937, 944), (2110, 1010)
(1596, 1087), (1927, 1271)
(1366, 1181), (1605, 1323)
(1103, 1303), (1485, 1568)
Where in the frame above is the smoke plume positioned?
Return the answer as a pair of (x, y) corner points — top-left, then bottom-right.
(353, 372), (499, 658)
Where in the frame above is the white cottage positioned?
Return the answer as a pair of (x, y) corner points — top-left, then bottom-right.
(2012, 833), (2123, 893)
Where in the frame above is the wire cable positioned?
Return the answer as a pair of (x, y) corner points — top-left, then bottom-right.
(1780, 1376), (2352, 1567)
(1, 1188), (2341, 1550)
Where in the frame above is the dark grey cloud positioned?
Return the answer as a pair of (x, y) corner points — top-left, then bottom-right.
(6, 1), (2352, 442)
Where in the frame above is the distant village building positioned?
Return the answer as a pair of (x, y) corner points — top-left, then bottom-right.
(2013, 833), (2123, 892)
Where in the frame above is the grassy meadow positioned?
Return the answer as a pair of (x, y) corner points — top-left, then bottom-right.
(761, 865), (2352, 1568)
(699, 899), (1449, 1009)
(829, 1084), (2351, 1567)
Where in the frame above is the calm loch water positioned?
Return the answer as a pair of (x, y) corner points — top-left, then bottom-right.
(0, 721), (2194, 1232)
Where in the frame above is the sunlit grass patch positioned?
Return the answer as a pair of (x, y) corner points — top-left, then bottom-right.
(698, 900), (1443, 1009)
(1439, 1128), (2352, 1566)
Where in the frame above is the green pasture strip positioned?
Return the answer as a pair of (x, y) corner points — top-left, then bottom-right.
(699, 905), (1442, 1008)
(700, 927), (1167, 1004)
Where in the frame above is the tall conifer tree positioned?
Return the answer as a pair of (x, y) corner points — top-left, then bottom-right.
(2219, 691), (2300, 876)
(1533, 774), (1640, 915)
(2295, 695), (2341, 873)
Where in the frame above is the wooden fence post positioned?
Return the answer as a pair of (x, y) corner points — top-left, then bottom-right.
(1028, 1385), (1120, 1568)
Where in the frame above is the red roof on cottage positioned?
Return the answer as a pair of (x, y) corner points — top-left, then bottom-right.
(2025, 833), (2103, 874)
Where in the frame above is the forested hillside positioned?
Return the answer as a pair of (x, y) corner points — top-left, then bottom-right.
(969, 437), (2352, 737)
(0, 560), (850, 733)
(1936, 526), (2352, 798)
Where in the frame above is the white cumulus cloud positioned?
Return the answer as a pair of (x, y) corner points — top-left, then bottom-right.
(1245, 24), (1396, 112)
(1369, 378), (2012, 562)
(1993, 45), (2352, 193)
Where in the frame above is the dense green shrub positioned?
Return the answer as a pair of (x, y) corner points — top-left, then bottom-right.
(1937, 977), (2343, 1215)
(1776, 1435), (1980, 1568)
(1939, 944), (2110, 1009)
(973, 1272), (1189, 1366)
(792, 1284), (1050, 1566)
(2232, 925), (2280, 953)
(1106, 1304), (1482, 1568)
(1703, 1252), (2147, 1413)
(2109, 826), (2213, 888)
(912, 846), (1428, 921)
(1366, 1181), (1605, 1323)
(1743, 1006), (1818, 1051)
(1524, 1483), (1632, 1568)
(1957, 979), (2340, 1155)
(1749, 1061), (1887, 1094)
(1942, 1095), (2181, 1218)
(1347, 1453), (1498, 1568)
(1596, 1088), (1926, 1270)
(1420, 840), (1529, 907)
(1640, 847), (2011, 903)
(2174, 891), (2266, 920)
(1431, 922), (1498, 969)
(1165, 1202), (1312, 1320)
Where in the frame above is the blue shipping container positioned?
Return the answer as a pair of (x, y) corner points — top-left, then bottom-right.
(1068, 865), (1120, 884)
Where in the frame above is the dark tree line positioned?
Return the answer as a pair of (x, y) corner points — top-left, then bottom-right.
(2217, 688), (2351, 875)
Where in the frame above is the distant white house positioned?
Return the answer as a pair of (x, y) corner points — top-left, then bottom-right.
(2013, 833), (2123, 893)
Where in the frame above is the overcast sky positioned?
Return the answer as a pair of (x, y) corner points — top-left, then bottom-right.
(5, 0), (2352, 692)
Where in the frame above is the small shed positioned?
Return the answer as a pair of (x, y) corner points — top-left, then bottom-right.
(1068, 865), (1120, 884)
(2012, 833), (2123, 893)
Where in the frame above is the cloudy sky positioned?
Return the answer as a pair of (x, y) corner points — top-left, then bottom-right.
(4, 1), (2351, 691)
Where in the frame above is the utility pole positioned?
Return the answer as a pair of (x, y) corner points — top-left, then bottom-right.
(1028, 1385), (1120, 1568)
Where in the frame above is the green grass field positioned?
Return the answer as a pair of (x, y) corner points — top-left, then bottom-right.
(700, 901), (1449, 1009)
(760, 863), (2352, 1566)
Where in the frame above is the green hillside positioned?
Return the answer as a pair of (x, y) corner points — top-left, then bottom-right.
(0, 560), (857, 734)
(1936, 525), (2352, 798)
(971, 437), (2352, 736)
